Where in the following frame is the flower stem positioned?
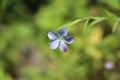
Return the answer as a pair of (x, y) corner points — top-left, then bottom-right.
(58, 18), (84, 30)
(57, 16), (120, 34)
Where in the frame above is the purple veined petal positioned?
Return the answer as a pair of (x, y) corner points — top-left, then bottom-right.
(59, 40), (67, 52)
(64, 36), (74, 44)
(59, 27), (68, 37)
(49, 39), (59, 50)
(48, 31), (58, 41)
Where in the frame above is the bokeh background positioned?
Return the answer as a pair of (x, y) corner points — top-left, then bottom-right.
(0, 0), (120, 80)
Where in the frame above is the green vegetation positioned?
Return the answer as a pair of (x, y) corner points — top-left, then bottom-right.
(0, 0), (120, 80)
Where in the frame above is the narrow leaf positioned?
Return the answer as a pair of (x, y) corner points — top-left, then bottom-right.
(112, 20), (119, 33)
(83, 19), (89, 35)
(89, 17), (105, 27)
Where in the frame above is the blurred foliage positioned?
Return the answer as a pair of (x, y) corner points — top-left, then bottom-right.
(0, 0), (120, 80)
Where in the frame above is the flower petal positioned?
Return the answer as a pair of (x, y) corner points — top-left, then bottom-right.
(49, 39), (59, 50)
(59, 40), (67, 52)
(59, 28), (68, 37)
(48, 31), (58, 40)
(64, 36), (74, 44)
(104, 62), (114, 70)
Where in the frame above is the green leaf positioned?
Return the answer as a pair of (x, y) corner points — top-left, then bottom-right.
(112, 20), (119, 32)
(89, 17), (105, 27)
(83, 19), (89, 35)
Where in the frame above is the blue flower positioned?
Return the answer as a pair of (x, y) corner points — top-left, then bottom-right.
(48, 27), (74, 52)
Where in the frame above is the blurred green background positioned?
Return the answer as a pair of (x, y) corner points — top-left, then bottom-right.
(0, 0), (120, 80)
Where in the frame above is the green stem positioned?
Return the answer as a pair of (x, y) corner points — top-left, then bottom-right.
(57, 16), (120, 35)
(58, 18), (84, 30)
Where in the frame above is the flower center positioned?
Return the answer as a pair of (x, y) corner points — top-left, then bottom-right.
(58, 35), (63, 41)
